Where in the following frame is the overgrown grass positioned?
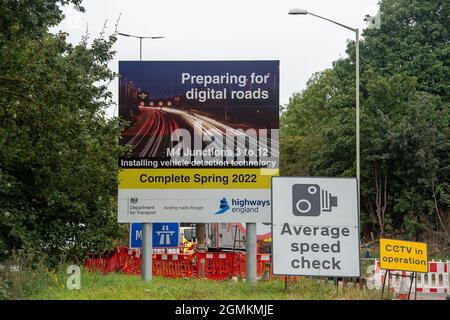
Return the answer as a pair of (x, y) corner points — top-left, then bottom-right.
(0, 254), (60, 300)
(6, 250), (448, 300)
(24, 268), (381, 300)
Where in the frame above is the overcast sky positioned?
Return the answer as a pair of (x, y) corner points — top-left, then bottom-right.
(54, 0), (379, 117)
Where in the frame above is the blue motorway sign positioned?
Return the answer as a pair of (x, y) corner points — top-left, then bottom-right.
(130, 223), (179, 249)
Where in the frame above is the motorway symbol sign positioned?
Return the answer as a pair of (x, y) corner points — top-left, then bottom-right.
(155, 224), (175, 246)
(130, 223), (179, 248)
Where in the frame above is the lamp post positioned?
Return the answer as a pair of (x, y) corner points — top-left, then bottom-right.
(117, 32), (164, 61)
(288, 8), (360, 201)
(117, 32), (164, 283)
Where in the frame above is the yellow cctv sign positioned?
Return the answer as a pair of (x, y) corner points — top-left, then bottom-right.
(379, 238), (428, 273)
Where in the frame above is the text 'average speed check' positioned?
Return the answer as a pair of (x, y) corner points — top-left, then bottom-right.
(272, 177), (360, 277)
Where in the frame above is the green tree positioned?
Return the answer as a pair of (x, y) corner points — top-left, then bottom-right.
(281, 0), (450, 241)
(361, 75), (448, 238)
(362, 0), (450, 100)
(0, 1), (126, 263)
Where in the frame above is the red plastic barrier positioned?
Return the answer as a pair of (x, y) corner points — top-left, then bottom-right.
(85, 247), (273, 280)
(85, 256), (107, 273)
(85, 253), (109, 273)
(257, 254), (272, 276)
(121, 248), (141, 275)
(230, 253), (272, 278)
(196, 252), (235, 280)
(196, 252), (258, 280)
(85, 246), (131, 274)
(153, 253), (195, 277)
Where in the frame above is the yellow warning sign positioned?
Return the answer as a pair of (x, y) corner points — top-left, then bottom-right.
(379, 238), (428, 273)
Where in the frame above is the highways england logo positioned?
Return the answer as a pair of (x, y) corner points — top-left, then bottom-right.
(214, 197), (270, 215)
(214, 198), (230, 215)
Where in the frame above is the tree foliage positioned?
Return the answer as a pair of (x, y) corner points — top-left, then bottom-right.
(0, 0), (126, 263)
(281, 0), (450, 242)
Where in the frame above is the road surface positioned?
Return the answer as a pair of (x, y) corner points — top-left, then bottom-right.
(121, 106), (279, 161)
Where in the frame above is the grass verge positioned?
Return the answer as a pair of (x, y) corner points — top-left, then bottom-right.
(25, 268), (381, 300)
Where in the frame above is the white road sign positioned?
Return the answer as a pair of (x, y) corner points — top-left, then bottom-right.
(272, 177), (360, 277)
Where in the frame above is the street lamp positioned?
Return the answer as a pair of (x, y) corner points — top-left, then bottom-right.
(288, 8), (360, 197)
(117, 32), (164, 61)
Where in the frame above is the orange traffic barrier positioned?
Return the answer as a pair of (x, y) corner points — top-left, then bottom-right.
(85, 255), (108, 273)
(236, 253), (272, 278)
(197, 252), (239, 280)
(85, 247), (276, 280)
(153, 253), (195, 277)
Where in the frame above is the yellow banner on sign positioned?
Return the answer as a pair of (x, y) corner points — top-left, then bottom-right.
(379, 238), (428, 273)
(119, 168), (279, 189)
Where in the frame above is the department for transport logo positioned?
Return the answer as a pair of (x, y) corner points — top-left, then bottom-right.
(214, 197), (230, 215)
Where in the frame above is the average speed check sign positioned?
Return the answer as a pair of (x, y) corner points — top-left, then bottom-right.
(271, 177), (360, 277)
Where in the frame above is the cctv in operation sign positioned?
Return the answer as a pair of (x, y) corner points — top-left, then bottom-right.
(379, 238), (428, 273)
(118, 61), (279, 223)
(272, 177), (360, 277)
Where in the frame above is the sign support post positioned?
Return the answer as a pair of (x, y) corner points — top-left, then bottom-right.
(415, 272), (418, 300)
(142, 222), (152, 282)
(246, 222), (257, 284)
(380, 270), (393, 299)
(407, 272), (415, 300)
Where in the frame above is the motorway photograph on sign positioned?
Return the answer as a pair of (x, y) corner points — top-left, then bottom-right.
(118, 61), (279, 168)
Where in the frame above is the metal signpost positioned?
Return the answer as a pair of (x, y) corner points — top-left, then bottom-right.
(142, 223), (152, 281)
(288, 9), (361, 243)
(272, 177), (360, 278)
(246, 223), (257, 284)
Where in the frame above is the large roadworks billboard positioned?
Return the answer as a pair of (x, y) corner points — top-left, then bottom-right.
(118, 61), (279, 223)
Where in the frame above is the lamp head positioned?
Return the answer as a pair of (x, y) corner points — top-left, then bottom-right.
(288, 8), (308, 15)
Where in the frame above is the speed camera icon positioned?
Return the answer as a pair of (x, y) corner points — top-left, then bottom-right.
(292, 184), (338, 216)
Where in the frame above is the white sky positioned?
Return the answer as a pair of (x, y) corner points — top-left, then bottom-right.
(54, 0), (379, 118)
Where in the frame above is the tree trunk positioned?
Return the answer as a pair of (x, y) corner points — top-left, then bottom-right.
(447, 210), (450, 233)
(447, 210), (450, 241)
(431, 181), (449, 237)
(374, 161), (388, 238)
